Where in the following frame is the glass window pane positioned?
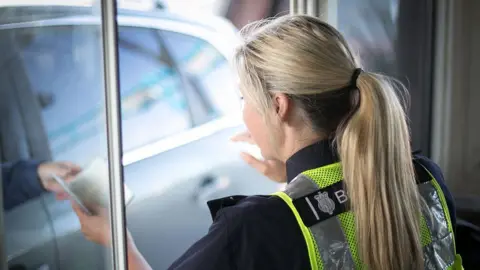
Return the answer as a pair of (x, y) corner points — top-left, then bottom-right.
(115, 6), (280, 270)
(5, 25), (195, 166)
(18, 25), (105, 165)
(0, 6), (114, 270)
(161, 31), (241, 122)
(118, 27), (192, 152)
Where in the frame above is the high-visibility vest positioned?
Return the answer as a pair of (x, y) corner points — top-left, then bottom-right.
(273, 160), (463, 270)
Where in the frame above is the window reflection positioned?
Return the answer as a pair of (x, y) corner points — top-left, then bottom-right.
(162, 30), (240, 120)
(1, 6), (112, 270)
(0, 1), (261, 270)
(118, 27), (192, 152)
(13, 25), (106, 164)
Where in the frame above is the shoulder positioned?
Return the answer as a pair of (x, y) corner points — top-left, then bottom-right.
(171, 195), (310, 269)
(413, 155), (444, 182)
(206, 195), (310, 269)
(208, 195), (294, 233)
(413, 154), (448, 191)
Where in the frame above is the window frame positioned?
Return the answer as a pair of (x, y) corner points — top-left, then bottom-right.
(0, 14), (243, 166)
(395, 0), (436, 156)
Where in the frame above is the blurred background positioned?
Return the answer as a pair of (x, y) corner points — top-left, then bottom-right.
(0, 0), (479, 269)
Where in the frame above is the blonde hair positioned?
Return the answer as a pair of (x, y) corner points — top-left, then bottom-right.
(235, 15), (423, 269)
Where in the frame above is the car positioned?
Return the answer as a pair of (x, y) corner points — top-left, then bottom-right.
(1, 2), (279, 270)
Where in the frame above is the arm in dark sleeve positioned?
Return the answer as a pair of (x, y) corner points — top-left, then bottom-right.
(414, 155), (457, 228)
(2, 160), (45, 211)
(168, 210), (236, 270)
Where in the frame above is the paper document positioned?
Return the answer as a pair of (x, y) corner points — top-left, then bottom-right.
(53, 158), (134, 215)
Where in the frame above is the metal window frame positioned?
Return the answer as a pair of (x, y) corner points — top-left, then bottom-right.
(396, 0), (436, 156)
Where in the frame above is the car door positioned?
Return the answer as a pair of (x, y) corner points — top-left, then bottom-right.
(115, 20), (280, 269)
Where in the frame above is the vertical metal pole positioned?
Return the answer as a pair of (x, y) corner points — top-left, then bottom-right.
(290, 0), (298, 15)
(298, 0), (306, 14)
(307, 0), (318, 16)
(100, 0), (127, 269)
(293, 0), (328, 17)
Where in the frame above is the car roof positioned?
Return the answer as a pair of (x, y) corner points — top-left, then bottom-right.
(0, 5), (238, 35)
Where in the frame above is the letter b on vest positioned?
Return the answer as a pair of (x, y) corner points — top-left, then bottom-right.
(334, 190), (348, 204)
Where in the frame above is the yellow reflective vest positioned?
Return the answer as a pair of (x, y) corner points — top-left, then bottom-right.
(273, 161), (463, 270)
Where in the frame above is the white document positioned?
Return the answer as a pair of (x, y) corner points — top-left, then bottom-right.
(53, 157), (134, 215)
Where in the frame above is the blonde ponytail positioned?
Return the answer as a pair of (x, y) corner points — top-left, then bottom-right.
(235, 15), (424, 269)
(336, 72), (423, 269)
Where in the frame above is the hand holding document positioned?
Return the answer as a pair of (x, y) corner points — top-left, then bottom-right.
(52, 158), (134, 215)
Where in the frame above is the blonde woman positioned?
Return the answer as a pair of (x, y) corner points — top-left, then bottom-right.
(72, 15), (462, 270)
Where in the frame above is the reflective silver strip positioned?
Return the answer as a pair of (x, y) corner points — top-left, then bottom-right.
(418, 181), (456, 268)
(284, 174), (355, 269)
(309, 217), (356, 269)
(423, 233), (456, 270)
(285, 174), (320, 199)
(305, 197), (320, 220)
(418, 182), (450, 239)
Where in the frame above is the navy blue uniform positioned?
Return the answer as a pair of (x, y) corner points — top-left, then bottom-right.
(169, 140), (456, 270)
(2, 160), (45, 211)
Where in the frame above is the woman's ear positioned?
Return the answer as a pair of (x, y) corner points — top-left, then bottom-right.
(272, 93), (291, 121)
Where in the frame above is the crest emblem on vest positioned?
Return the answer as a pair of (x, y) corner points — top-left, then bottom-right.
(314, 191), (336, 215)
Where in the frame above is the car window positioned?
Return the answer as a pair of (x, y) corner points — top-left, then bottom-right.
(118, 26), (192, 151)
(161, 30), (241, 123)
(13, 25), (192, 164)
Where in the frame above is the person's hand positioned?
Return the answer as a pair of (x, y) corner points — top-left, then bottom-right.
(72, 201), (138, 253)
(71, 201), (112, 247)
(37, 161), (81, 200)
(231, 131), (287, 183)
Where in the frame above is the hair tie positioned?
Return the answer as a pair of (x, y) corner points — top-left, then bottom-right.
(328, 68), (363, 93)
(350, 68), (363, 88)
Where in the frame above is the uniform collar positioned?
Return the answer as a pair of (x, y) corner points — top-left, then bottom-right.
(285, 139), (339, 183)
(207, 140), (339, 220)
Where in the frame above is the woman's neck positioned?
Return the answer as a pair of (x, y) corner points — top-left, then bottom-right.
(280, 128), (324, 162)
